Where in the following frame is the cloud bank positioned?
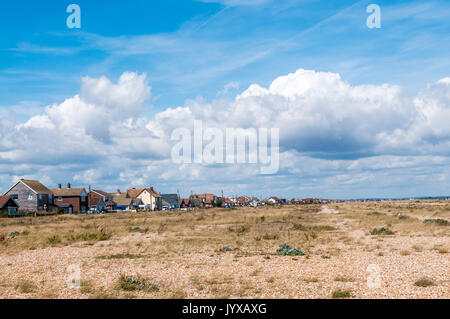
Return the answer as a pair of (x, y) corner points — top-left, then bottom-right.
(1, 68), (450, 198)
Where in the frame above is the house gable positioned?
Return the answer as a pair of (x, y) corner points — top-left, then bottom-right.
(3, 180), (37, 196)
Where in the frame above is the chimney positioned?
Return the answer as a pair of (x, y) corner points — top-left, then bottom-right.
(67, 183), (71, 189)
(117, 189), (121, 194)
(58, 184), (62, 189)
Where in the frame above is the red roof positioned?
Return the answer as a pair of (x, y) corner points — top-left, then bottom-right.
(127, 187), (162, 199)
(179, 198), (190, 206)
(89, 198), (102, 207)
(0, 195), (17, 209)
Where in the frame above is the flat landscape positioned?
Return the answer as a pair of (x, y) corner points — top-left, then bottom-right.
(0, 200), (448, 299)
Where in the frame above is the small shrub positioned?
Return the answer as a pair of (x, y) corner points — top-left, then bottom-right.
(292, 224), (308, 231)
(118, 275), (160, 292)
(424, 219), (448, 226)
(16, 280), (37, 293)
(47, 235), (62, 245)
(311, 225), (336, 231)
(334, 276), (355, 282)
(66, 231), (111, 243)
(368, 212), (384, 216)
(398, 215), (410, 220)
(228, 225), (250, 234)
(400, 250), (411, 256)
(10, 231), (20, 238)
(303, 278), (319, 283)
(414, 277), (434, 287)
(276, 244), (305, 256)
(97, 253), (145, 260)
(220, 246), (232, 252)
(262, 233), (279, 240)
(370, 227), (394, 235)
(433, 247), (447, 254)
(332, 289), (351, 298)
(157, 224), (167, 234)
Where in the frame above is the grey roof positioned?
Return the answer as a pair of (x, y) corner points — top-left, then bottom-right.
(162, 194), (179, 207)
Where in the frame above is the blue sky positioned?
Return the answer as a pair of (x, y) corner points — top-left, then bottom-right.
(1, 0), (450, 199)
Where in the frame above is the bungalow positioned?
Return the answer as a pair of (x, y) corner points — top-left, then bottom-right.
(0, 195), (19, 217)
(190, 193), (218, 208)
(50, 183), (88, 214)
(3, 179), (54, 212)
(248, 199), (259, 207)
(236, 197), (248, 206)
(267, 196), (282, 205)
(222, 198), (233, 208)
(127, 187), (162, 211)
(161, 194), (180, 210)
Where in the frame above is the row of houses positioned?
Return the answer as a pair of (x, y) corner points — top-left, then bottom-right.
(177, 195), (336, 209)
(0, 179), (337, 217)
(0, 179), (177, 216)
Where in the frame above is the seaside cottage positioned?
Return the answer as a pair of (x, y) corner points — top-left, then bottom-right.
(189, 194), (218, 208)
(3, 179), (54, 212)
(126, 187), (162, 211)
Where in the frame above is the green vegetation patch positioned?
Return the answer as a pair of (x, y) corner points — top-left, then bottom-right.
(332, 289), (351, 298)
(97, 253), (146, 260)
(423, 219), (448, 226)
(276, 244), (305, 256)
(118, 275), (160, 292)
(414, 277), (434, 287)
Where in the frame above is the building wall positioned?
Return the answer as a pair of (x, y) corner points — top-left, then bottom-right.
(4, 182), (38, 211)
(137, 190), (157, 210)
(54, 196), (87, 213)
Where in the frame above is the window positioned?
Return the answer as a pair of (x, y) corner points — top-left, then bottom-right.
(11, 194), (18, 200)
(81, 196), (86, 202)
(38, 194), (42, 200)
(28, 194), (33, 200)
(49, 194), (53, 202)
